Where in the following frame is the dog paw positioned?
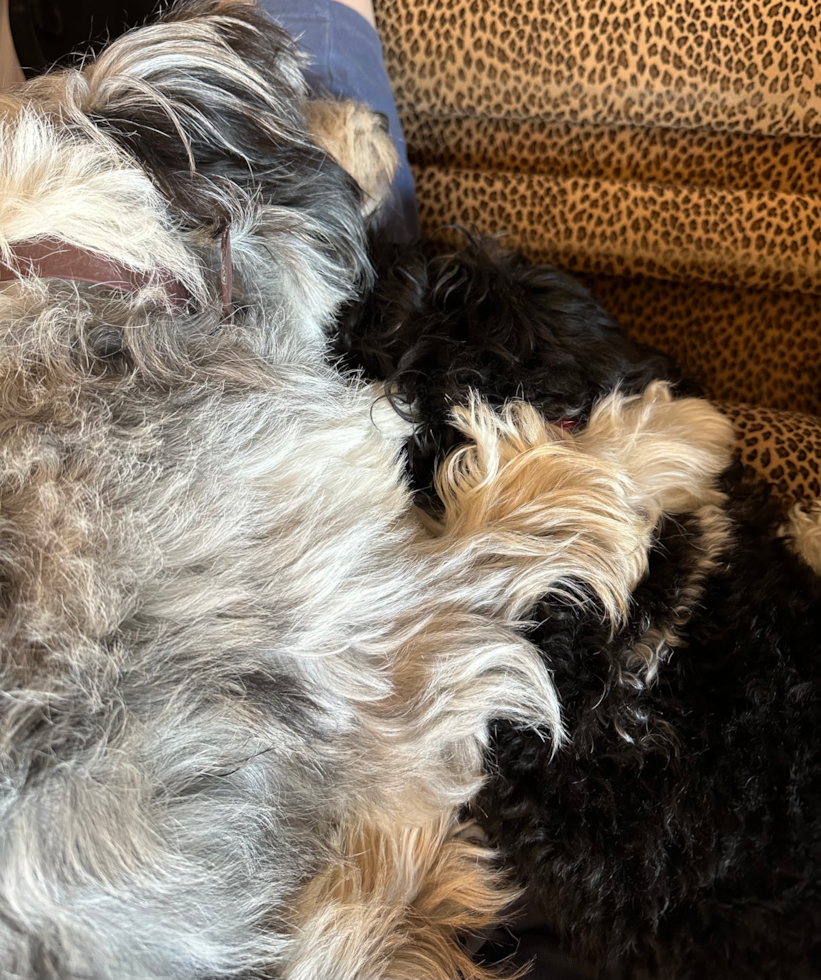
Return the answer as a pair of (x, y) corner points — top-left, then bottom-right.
(426, 394), (654, 625)
(306, 99), (399, 217)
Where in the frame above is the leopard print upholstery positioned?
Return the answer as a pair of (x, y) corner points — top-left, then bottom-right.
(723, 404), (821, 504)
(411, 164), (820, 292)
(375, 0), (821, 503)
(376, 1), (821, 136)
(584, 275), (821, 415)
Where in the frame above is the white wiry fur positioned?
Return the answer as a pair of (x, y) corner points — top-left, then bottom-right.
(0, 113), (203, 298)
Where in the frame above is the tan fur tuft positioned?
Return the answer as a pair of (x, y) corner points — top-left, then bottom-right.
(779, 499), (821, 575)
(284, 816), (519, 980)
(577, 382), (736, 521)
(306, 99), (399, 216)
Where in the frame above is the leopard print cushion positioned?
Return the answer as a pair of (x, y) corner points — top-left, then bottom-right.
(374, 0), (821, 501)
(723, 404), (821, 504)
(376, 0), (821, 136)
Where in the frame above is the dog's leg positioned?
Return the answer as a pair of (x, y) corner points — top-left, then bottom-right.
(274, 389), (558, 980)
(283, 815), (512, 980)
(419, 383), (735, 626)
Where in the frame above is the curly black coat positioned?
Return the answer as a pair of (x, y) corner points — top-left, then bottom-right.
(337, 235), (821, 979)
(481, 477), (821, 979)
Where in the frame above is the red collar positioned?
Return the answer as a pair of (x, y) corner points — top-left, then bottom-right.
(0, 231), (234, 318)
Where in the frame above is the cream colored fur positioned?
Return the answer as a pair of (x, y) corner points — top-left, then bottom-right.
(780, 499), (821, 575)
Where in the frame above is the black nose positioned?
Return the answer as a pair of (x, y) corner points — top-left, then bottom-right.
(374, 112), (390, 133)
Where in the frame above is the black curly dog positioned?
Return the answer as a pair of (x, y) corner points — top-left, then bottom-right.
(336, 233), (821, 980)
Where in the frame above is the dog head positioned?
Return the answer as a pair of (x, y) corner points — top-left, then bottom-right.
(1, 0), (373, 359)
(337, 233), (678, 501)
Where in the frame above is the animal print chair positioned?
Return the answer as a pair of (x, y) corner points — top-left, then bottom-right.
(375, 0), (821, 504)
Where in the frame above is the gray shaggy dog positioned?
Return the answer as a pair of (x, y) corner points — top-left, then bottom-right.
(0, 3), (726, 977)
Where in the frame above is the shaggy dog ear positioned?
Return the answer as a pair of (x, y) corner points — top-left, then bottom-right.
(70, 0), (364, 236)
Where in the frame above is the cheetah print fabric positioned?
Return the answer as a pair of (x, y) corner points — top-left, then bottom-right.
(724, 404), (821, 504)
(374, 0), (821, 501)
(376, 1), (821, 137)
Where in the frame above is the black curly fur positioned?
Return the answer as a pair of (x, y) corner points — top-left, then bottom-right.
(335, 233), (676, 502)
(479, 472), (821, 979)
(337, 235), (821, 979)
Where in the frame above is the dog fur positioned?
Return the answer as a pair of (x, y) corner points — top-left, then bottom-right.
(305, 98), (398, 219)
(335, 234), (678, 506)
(0, 5), (716, 978)
(340, 236), (821, 978)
